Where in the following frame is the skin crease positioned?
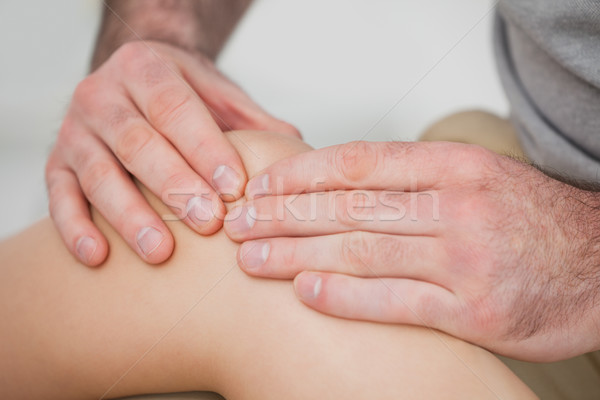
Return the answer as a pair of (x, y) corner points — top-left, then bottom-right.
(0, 131), (536, 400)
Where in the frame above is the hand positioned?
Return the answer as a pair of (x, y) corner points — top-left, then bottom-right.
(46, 40), (299, 266)
(224, 141), (600, 362)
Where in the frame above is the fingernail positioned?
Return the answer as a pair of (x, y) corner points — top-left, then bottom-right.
(76, 236), (97, 264)
(227, 205), (257, 234)
(241, 241), (270, 269)
(186, 196), (213, 225)
(136, 226), (164, 257)
(247, 174), (270, 198)
(296, 273), (322, 300)
(213, 165), (240, 198)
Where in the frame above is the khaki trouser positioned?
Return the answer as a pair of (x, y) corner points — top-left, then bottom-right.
(422, 110), (600, 400)
(121, 111), (600, 400)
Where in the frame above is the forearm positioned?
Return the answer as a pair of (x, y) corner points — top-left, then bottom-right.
(91, 0), (253, 70)
(569, 188), (600, 350)
(514, 172), (600, 356)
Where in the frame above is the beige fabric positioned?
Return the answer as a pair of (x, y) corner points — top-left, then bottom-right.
(421, 109), (600, 400)
(420, 110), (526, 159)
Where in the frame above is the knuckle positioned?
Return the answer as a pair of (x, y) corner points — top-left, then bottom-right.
(72, 76), (100, 111)
(449, 191), (493, 233)
(341, 231), (374, 275)
(56, 117), (93, 169)
(47, 194), (60, 221)
(349, 190), (376, 220)
(336, 191), (373, 228)
(48, 188), (78, 229)
(141, 61), (173, 88)
(188, 134), (215, 158)
(147, 86), (194, 130)
(334, 141), (380, 184)
(80, 160), (118, 199)
(115, 126), (154, 166)
(46, 175), (68, 219)
(453, 144), (498, 177)
(464, 295), (501, 336)
(161, 171), (199, 200)
(57, 116), (76, 145)
(117, 203), (147, 229)
(279, 239), (300, 271)
(111, 42), (177, 88)
(107, 104), (138, 131)
(45, 153), (60, 183)
(113, 41), (148, 65)
(412, 291), (447, 326)
(378, 235), (408, 267)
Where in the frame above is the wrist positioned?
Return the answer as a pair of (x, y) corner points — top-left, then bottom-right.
(91, 0), (252, 71)
(91, 0), (202, 70)
(565, 188), (600, 353)
(585, 193), (600, 352)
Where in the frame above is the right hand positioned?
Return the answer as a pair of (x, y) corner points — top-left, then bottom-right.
(46, 40), (300, 266)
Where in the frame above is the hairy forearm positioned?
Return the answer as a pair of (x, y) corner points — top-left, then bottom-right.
(91, 0), (253, 70)
(574, 190), (600, 345)
(545, 177), (600, 353)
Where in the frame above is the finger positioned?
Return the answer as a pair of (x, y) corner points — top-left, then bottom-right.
(46, 159), (109, 267)
(60, 123), (176, 263)
(119, 55), (247, 200)
(225, 190), (441, 241)
(245, 141), (488, 198)
(294, 272), (457, 328)
(73, 94), (225, 234)
(177, 53), (301, 138)
(238, 232), (447, 284)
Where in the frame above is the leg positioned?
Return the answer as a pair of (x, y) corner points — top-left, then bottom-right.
(0, 131), (536, 400)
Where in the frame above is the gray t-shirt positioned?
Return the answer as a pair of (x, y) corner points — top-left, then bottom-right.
(495, 0), (600, 182)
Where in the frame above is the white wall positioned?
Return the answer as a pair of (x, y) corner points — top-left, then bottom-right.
(0, 0), (507, 238)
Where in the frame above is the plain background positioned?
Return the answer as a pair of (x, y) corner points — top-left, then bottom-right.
(0, 0), (508, 239)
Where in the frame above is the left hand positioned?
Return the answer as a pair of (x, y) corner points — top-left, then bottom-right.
(224, 141), (600, 362)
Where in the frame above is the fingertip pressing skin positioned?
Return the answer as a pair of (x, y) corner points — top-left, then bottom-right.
(182, 194), (226, 235)
(136, 226), (165, 256)
(223, 204), (256, 241)
(74, 233), (108, 267)
(294, 271), (325, 304)
(131, 219), (175, 264)
(237, 240), (270, 272)
(245, 173), (271, 199)
(212, 164), (246, 202)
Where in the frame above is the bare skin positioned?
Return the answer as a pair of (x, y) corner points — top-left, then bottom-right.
(1, 131), (535, 400)
(227, 139), (600, 362)
(44, 0), (600, 367)
(46, 0), (299, 267)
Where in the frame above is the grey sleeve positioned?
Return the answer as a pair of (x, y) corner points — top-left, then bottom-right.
(494, 0), (600, 182)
